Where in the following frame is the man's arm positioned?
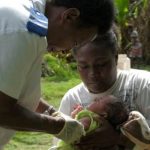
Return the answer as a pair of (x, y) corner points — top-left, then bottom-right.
(0, 91), (85, 144)
(0, 91), (64, 134)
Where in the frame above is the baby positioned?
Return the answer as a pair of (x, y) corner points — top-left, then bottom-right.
(49, 95), (129, 150)
(72, 95), (129, 132)
(72, 95), (150, 150)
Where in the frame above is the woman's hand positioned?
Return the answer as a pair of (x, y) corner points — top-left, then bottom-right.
(75, 117), (120, 150)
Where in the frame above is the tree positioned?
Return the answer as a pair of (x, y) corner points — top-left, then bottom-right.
(115, 0), (148, 58)
(136, 0), (150, 64)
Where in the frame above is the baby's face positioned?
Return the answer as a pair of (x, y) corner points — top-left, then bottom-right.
(87, 95), (115, 117)
(87, 95), (129, 127)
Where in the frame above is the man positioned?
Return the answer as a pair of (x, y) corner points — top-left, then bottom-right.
(59, 32), (150, 149)
(0, 0), (114, 149)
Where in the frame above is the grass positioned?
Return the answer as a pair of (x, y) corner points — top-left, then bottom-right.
(41, 78), (81, 108)
(5, 77), (81, 150)
(5, 132), (52, 150)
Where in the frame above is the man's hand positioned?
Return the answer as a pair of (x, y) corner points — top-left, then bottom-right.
(53, 112), (85, 144)
(75, 117), (120, 150)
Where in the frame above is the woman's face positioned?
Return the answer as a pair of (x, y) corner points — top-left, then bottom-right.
(76, 43), (117, 94)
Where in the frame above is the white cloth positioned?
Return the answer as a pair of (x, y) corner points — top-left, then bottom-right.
(59, 69), (150, 150)
(31, 0), (47, 13)
(0, 0), (47, 148)
(121, 111), (150, 150)
(53, 112), (85, 144)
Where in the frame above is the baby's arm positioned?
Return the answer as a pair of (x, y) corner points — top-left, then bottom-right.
(71, 105), (91, 130)
(71, 104), (84, 118)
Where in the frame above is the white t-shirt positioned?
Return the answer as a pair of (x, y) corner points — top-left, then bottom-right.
(59, 69), (150, 124)
(0, 0), (47, 148)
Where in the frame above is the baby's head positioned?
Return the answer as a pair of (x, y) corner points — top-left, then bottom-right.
(87, 95), (129, 127)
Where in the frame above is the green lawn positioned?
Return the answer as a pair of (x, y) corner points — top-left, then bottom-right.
(5, 77), (81, 150)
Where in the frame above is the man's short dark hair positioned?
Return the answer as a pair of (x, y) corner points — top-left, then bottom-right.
(49, 0), (114, 34)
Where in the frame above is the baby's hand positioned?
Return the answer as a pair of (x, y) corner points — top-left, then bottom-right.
(78, 117), (91, 131)
(71, 104), (83, 118)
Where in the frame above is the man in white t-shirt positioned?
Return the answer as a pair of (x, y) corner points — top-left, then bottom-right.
(59, 32), (150, 150)
(0, 0), (115, 149)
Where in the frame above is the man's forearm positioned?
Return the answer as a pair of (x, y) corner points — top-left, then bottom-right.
(0, 104), (64, 134)
(0, 92), (85, 143)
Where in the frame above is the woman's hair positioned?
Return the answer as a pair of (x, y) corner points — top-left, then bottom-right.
(48, 0), (114, 34)
(92, 31), (118, 55)
(73, 31), (119, 57)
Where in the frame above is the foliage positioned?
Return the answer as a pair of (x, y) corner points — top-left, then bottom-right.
(114, 0), (148, 52)
(43, 53), (78, 81)
(129, 0), (148, 19)
(115, 0), (148, 26)
(135, 0), (150, 64)
(115, 0), (129, 27)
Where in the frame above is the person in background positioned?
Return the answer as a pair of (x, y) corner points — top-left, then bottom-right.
(0, 0), (115, 149)
(59, 31), (150, 150)
(128, 29), (143, 67)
